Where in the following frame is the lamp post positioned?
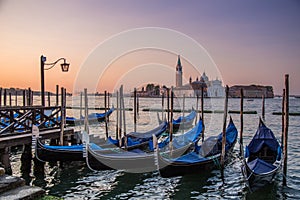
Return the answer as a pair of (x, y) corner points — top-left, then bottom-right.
(40, 55), (70, 106)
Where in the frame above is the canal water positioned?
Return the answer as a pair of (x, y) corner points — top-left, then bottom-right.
(9, 96), (300, 199)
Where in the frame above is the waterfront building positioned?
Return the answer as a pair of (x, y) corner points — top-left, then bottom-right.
(173, 55), (225, 97)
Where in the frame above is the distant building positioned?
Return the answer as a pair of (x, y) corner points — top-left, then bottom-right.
(229, 85), (274, 98)
(173, 55), (225, 97)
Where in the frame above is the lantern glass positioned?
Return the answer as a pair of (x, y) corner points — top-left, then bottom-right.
(61, 62), (69, 72)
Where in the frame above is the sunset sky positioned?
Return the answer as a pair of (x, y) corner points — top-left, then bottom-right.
(0, 0), (299, 95)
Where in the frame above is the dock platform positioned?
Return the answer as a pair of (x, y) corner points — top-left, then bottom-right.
(0, 128), (74, 149)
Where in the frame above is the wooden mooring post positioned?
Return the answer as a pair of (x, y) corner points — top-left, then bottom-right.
(169, 87), (174, 152)
(15, 91), (18, 106)
(134, 88), (137, 132)
(195, 94), (199, 125)
(0, 87), (2, 107)
(4, 89), (7, 106)
(167, 88), (170, 124)
(23, 90), (26, 107)
(116, 91), (119, 140)
(118, 87), (123, 147)
(240, 89), (244, 156)
(9, 93), (12, 106)
(262, 95), (265, 121)
(84, 88), (89, 133)
(121, 86), (126, 146)
(48, 92), (51, 107)
(201, 86), (204, 142)
(137, 93), (139, 115)
(283, 74), (289, 186)
(221, 85), (229, 175)
(60, 87), (66, 145)
(182, 94), (185, 131)
(107, 92), (110, 122)
(27, 88), (32, 106)
(161, 91), (165, 121)
(20, 144), (32, 183)
(0, 147), (12, 175)
(104, 90), (108, 139)
(281, 89), (285, 149)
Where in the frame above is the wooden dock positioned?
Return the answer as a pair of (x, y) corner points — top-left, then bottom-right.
(0, 103), (76, 175)
(0, 128), (74, 149)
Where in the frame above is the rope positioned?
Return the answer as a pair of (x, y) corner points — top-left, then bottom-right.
(281, 170), (288, 182)
(32, 135), (47, 163)
(246, 170), (254, 181)
(213, 156), (221, 169)
(84, 143), (97, 172)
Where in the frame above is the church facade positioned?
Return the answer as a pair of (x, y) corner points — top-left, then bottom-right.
(173, 55), (225, 97)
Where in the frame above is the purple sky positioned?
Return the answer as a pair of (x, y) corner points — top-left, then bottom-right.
(0, 0), (299, 94)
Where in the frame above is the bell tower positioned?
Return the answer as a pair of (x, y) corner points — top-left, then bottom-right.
(176, 55), (183, 87)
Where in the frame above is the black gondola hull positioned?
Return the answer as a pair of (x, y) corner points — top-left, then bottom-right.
(87, 143), (192, 172)
(241, 160), (281, 191)
(158, 154), (220, 178)
(36, 138), (84, 162)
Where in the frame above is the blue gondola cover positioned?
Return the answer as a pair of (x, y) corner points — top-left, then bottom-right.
(247, 158), (276, 174)
(248, 122), (279, 154)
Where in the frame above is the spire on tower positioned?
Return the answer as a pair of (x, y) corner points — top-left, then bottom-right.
(176, 55), (182, 72)
(175, 55), (183, 87)
(177, 55), (181, 66)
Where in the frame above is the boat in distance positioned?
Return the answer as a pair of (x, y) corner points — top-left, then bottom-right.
(65, 107), (115, 125)
(157, 109), (197, 132)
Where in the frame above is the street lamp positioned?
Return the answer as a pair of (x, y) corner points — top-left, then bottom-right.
(40, 55), (70, 106)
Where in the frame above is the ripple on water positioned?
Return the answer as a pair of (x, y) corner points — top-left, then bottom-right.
(62, 170), (121, 199)
(113, 173), (181, 199)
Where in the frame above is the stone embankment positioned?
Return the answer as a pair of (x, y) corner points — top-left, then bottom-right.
(0, 167), (44, 200)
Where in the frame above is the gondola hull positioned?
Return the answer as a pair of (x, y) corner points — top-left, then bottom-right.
(242, 160), (281, 191)
(157, 154), (220, 178)
(156, 145), (236, 178)
(87, 143), (192, 173)
(155, 117), (238, 178)
(35, 137), (84, 162)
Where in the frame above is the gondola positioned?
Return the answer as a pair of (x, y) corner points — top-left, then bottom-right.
(65, 107), (115, 125)
(34, 134), (104, 162)
(107, 120), (168, 150)
(241, 118), (282, 191)
(155, 116), (238, 178)
(86, 119), (203, 172)
(157, 109), (196, 131)
(33, 121), (167, 162)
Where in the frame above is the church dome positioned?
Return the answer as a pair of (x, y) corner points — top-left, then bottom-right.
(190, 80), (207, 90)
(201, 72), (209, 83)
